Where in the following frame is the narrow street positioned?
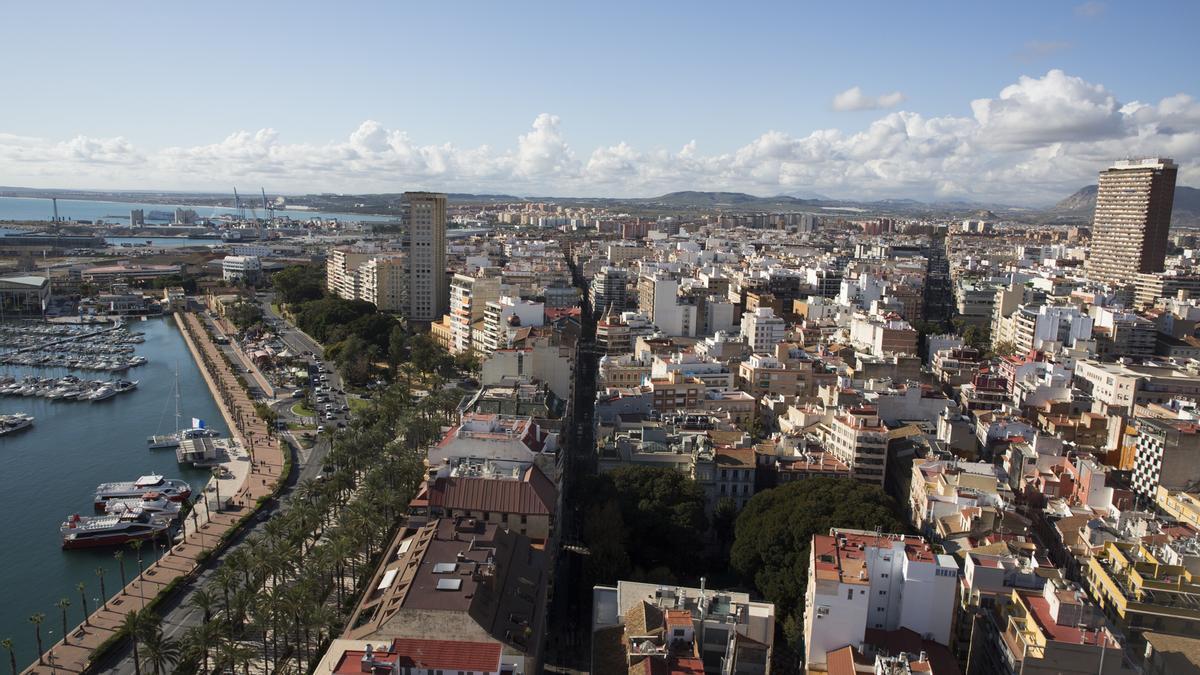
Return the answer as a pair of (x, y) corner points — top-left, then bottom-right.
(545, 239), (601, 673)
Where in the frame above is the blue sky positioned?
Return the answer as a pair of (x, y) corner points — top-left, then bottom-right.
(1, 1), (1198, 202)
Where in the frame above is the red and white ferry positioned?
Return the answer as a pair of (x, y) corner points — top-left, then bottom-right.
(61, 510), (172, 550)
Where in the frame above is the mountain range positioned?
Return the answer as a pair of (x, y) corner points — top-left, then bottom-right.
(1052, 184), (1200, 226)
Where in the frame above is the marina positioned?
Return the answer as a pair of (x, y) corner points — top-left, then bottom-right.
(0, 316), (224, 668)
(0, 321), (150, 371)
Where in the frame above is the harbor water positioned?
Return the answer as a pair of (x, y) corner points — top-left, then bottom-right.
(0, 195), (398, 224)
(0, 317), (228, 667)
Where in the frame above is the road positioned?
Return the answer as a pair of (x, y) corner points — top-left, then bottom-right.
(97, 297), (348, 674)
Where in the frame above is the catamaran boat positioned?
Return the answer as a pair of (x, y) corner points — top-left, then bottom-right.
(0, 414), (34, 436)
(93, 474), (192, 511)
(104, 491), (182, 520)
(148, 368), (219, 449)
(61, 510), (172, 549)
(148, 425), (220, 449)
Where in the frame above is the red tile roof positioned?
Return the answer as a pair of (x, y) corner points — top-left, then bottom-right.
(826, 645), (859, 675)
(333, 639), (501, 673)
(427, 465), (557, 516)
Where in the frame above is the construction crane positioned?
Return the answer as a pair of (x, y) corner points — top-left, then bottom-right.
(261, 187), (274, 222)
(233, 187), (245, 220)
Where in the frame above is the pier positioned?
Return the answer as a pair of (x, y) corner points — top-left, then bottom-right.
(22, 312), (287, 675)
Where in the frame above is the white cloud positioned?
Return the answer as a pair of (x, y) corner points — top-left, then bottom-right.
(1, 69), (1198, 204)
(970, 69), (1124, 148)
(1075, 1), (1106, 18)
(832, 86), (907, 112)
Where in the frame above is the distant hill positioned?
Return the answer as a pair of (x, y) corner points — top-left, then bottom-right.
(631, 191), (818, 208)
(1053, 184), (1200, 226)
(446, 193), (524, 203)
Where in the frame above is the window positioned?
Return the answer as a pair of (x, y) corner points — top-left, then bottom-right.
(879, 590), (887, 596)
(847, 589), (853, 600)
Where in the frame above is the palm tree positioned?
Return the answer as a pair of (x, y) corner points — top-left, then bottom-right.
(190, 500), (201, 539)
(1, 638), (16, 675)
(215, 637), (255, 675)
(95, 567), (108, 608)
(139, 624), (180, 675)
(76, 582), (90, 626)
(188, 587), (218, 624)
(182, 622), (219, 674)
(27, 614), (44, 664)
(114, 550), (127, 590)
(119, 610), (151, 675)
(130, 540), (146, 606)
(55, 598), (71, 646)
(212, 565), (236, 616)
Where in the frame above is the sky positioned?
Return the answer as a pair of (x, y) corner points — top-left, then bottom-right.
(1, 1), (1198, 204)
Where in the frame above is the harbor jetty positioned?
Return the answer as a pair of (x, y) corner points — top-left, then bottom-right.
(22, 312), (287, 675)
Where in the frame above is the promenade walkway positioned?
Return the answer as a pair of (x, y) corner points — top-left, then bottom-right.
(22, 312), (287, 674)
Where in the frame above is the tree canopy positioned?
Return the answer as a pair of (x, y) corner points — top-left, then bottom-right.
(272, 265), (325, 305)
(579, 466), (709, 585)
(730, 477), (907, 653)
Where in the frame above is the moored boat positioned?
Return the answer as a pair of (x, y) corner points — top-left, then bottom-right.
(104, 491), (183, 520)
(93, 474), (192, 511)
(61, 510), (171, 549)
(0, 414), (34, 436)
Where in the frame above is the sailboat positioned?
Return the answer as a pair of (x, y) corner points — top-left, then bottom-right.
(147, 367), (220, 450)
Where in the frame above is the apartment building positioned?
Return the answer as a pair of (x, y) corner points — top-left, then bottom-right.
(326, 248), (407, 311)
(1085, 158), (1178, 294)
(359, 256), (407, 312)
(590, 266), (629, 315)
(1091, 307), (1157, 362)
(1084, 540), (1200, 654)
(969, 583), (1129, 675)
(638, 271), (696, 336)
(592, 578), (777, 672)
(591, 580), (775, 675)
(1131, 417), (1200, 501)
(478, 296), (544, 356)
(326, 249), (374, 301)
(450, 272), (502, 354)
(413, 458), (557, 542)
(404, 191), (448, 322)
(740, 307), (787, 354)
(342, 518), (547, 673)
(826, 408), (889, 485)
(849, 313), (919, 357)
(1074, 360), (1200, 416)
(803, 529), (958, 671)
(221, 255), (261, 283)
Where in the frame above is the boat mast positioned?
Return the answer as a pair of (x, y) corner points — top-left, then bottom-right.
(174, 364), (181, 432)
